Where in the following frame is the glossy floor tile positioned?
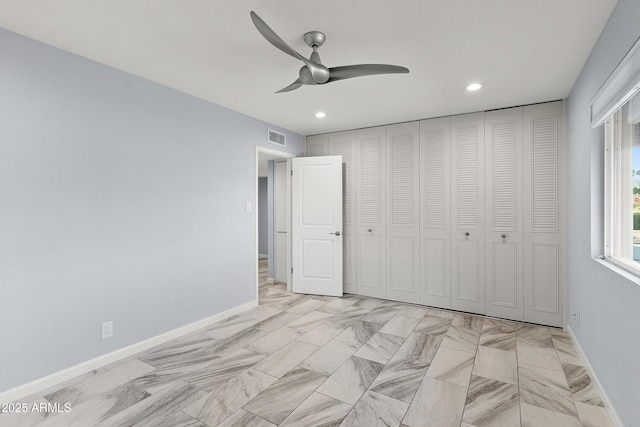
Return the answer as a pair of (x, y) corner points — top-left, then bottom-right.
(404, 376), (467, 427)
(426, 345), (475, 387)
(0, 259), (614, 427)
(242, 367), (326, 424)
(315, 355), (384, 405)
(369, 356), (431, 403)
(462, 375), (520, 426)
(298, 337), (359, 376)
(279, 392), (351, 426)
(340, 390), (408, 427)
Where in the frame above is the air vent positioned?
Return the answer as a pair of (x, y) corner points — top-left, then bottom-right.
(268, 129), (286, 146)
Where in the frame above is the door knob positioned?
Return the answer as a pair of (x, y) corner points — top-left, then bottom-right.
(464, 232), (470, 237)
(330, 231), (341, 236)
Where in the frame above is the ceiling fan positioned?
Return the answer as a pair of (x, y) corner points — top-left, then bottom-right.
(250, 11), (410, 93)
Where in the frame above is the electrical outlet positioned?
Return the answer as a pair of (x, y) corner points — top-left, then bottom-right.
(571, 308), (580, 327)
(102, 321), (113, 339)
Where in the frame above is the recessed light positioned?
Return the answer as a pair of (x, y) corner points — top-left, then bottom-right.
(315, 111), (326, 118)
(466, 83), (483, 91)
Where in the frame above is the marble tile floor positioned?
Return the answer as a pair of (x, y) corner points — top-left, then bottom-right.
(0, 260), (614, 427)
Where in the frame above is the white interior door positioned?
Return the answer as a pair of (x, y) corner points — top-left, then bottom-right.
(292, 156), (343, 296)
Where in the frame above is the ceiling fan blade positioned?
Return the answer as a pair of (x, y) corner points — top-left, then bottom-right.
(250, 11), (306, 62)
(250, 11), (327, 84)
(327, 64), (409, 83)
(276, 78), (303, 93)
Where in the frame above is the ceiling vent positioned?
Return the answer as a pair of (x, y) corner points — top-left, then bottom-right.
(268, 129), (286, 146)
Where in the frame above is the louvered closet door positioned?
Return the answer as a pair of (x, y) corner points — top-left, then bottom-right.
(356, 126), (386, 298)
(386, 122), (420, 303)
(420, 117), (451, 309)
(451, 112), (485, 315)
(306, 134), (329, 156)
(523, 102), (563, 327)
(485, 107), (524, 321)
(329, 131), (357, 294)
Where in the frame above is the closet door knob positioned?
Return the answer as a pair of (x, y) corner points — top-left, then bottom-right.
(464, 232), (470, 237)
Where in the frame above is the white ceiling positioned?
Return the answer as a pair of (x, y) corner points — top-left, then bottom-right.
(0, 0), (617, 135)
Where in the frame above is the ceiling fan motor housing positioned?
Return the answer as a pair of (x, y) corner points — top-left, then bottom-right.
(299, 64), (330, 85)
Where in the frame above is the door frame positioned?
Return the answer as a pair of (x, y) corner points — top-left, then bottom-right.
(255, 146), (295, 300)
(273, 160), (289, 284)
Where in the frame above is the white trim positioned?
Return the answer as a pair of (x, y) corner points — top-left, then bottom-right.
(604, 253), (640, 278)
(255, 146), (295, 301)
(591, 36), (640, 128)
(0, 300), (257, 403)
(562, 99), (569, 329)
(273, 160), (289, 284)
(286, 158), (293, 292)
(594, 256), (640, 287)
(256, 145), (295, 159)
(566, 325), (624, 427)
(604, 115), (615, 263)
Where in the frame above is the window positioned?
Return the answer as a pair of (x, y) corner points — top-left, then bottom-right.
(593, 37), (640, 276)
(604, 91), (640, 273)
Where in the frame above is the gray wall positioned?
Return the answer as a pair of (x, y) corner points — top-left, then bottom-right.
(0, 29), (303, 393)
(567, 0), (640, 425)
(258, 177), (268, 256)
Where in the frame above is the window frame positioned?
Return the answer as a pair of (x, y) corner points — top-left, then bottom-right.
(603, 104), (640, 276)
(594, 37), (640, 278)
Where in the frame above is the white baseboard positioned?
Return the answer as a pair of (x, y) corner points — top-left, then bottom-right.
(0, 300), (257, 403)
(266, 277), (275, 283)
(258, 253), (268, 259)
(566, 325), (623, 427)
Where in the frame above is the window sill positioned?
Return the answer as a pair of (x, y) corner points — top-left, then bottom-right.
(593, 256), (640, 286)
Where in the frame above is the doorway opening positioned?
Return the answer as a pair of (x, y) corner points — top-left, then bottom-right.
(256, 146), (294, 302)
